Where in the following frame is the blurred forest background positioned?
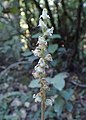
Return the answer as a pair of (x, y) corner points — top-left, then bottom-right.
(0, 0), (86, 120)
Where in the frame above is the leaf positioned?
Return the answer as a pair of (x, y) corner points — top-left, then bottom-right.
(48, 44), (58, 53)
(28, 55), (38, 63)
(50, 34), (61, 39)
(4, 114), (18, 120)
(29, 79), (40, 88)
(29, 72), (68, 89)
(58, 47), (66, 54)
(2, 102), (7, 110)
(61, 89), (74, 100)
(32, 33), (42, 38)
(54, 96), (64, 116)
(0, 92), (21, 101)
(65, 102), (73, 112)
(22, 51), (32, 57)
(20, 94), (29, 103)
(50, 72), (68, 91)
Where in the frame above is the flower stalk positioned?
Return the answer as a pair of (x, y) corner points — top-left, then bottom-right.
(32, 8), (54, 120)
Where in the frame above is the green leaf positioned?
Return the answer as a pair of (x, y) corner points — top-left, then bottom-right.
(50, 34), (61, 39)
(29, 79), (40, 88)
(0, 92), (21, 101)
(58, 47), (66, 54)
(50, 72), (68, 91)
(2, 102), (7, 110)
(22, 51), (32, 57)
(48, 44), (58, 53)
(32, 33), (42, 38)
(29, 72), (68, 90)
(65, 102), (73, 112)
(54, 96), (64, 116)
(20, 94), (29, 103)
(4, 115), (18, 120)
(61, 89), (74, 100)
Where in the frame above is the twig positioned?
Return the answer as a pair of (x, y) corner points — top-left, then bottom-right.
(71, 81), (86, 88)
(0, 61), (31, 79)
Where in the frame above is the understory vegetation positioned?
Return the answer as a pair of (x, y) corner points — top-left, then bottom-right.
(0, 0), (86, 120)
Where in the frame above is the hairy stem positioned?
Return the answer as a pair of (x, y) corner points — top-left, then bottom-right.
(40, 80), (46, 120)
(41, 98), (45, 120)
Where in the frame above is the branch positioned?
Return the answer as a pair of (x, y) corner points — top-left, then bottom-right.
(74, 0), (83, 59)
(0, 61), (31, 79)
(71, 80), (86, 88)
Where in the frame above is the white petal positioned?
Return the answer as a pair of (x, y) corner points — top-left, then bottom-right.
(40, 8), (50, 19)
(45, 54), (53, 61)
(45, 99), (53, 106)
(33, 94), (36, 98)
(38, 19), (47, 28)
(33, 94), (41, 102)
(44, 27), (54, 36)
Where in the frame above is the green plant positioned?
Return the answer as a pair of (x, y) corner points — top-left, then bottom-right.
(32, 8), (54, 120)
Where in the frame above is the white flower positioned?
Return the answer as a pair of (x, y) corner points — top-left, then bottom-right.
(45, 98), (54, 106)
(38, 58), (49, 68)
(37, 36), (47, 45)
(32, 47), (41, 56)
(45, 54), (53, 61)
(35, 64), (45, 73)
(32, 72), (40, 78)
(37, 36), (47, 50)
(40, 8), (50, 19)
(38, 44), (47, 51)
(44, 27), (54, 36)
(33, 94), (41, 102)
(38, 19), (47, 29)
(38, 58), (46, 67)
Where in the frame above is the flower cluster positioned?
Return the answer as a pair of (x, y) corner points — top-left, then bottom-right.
(32, 8), (54, 106)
